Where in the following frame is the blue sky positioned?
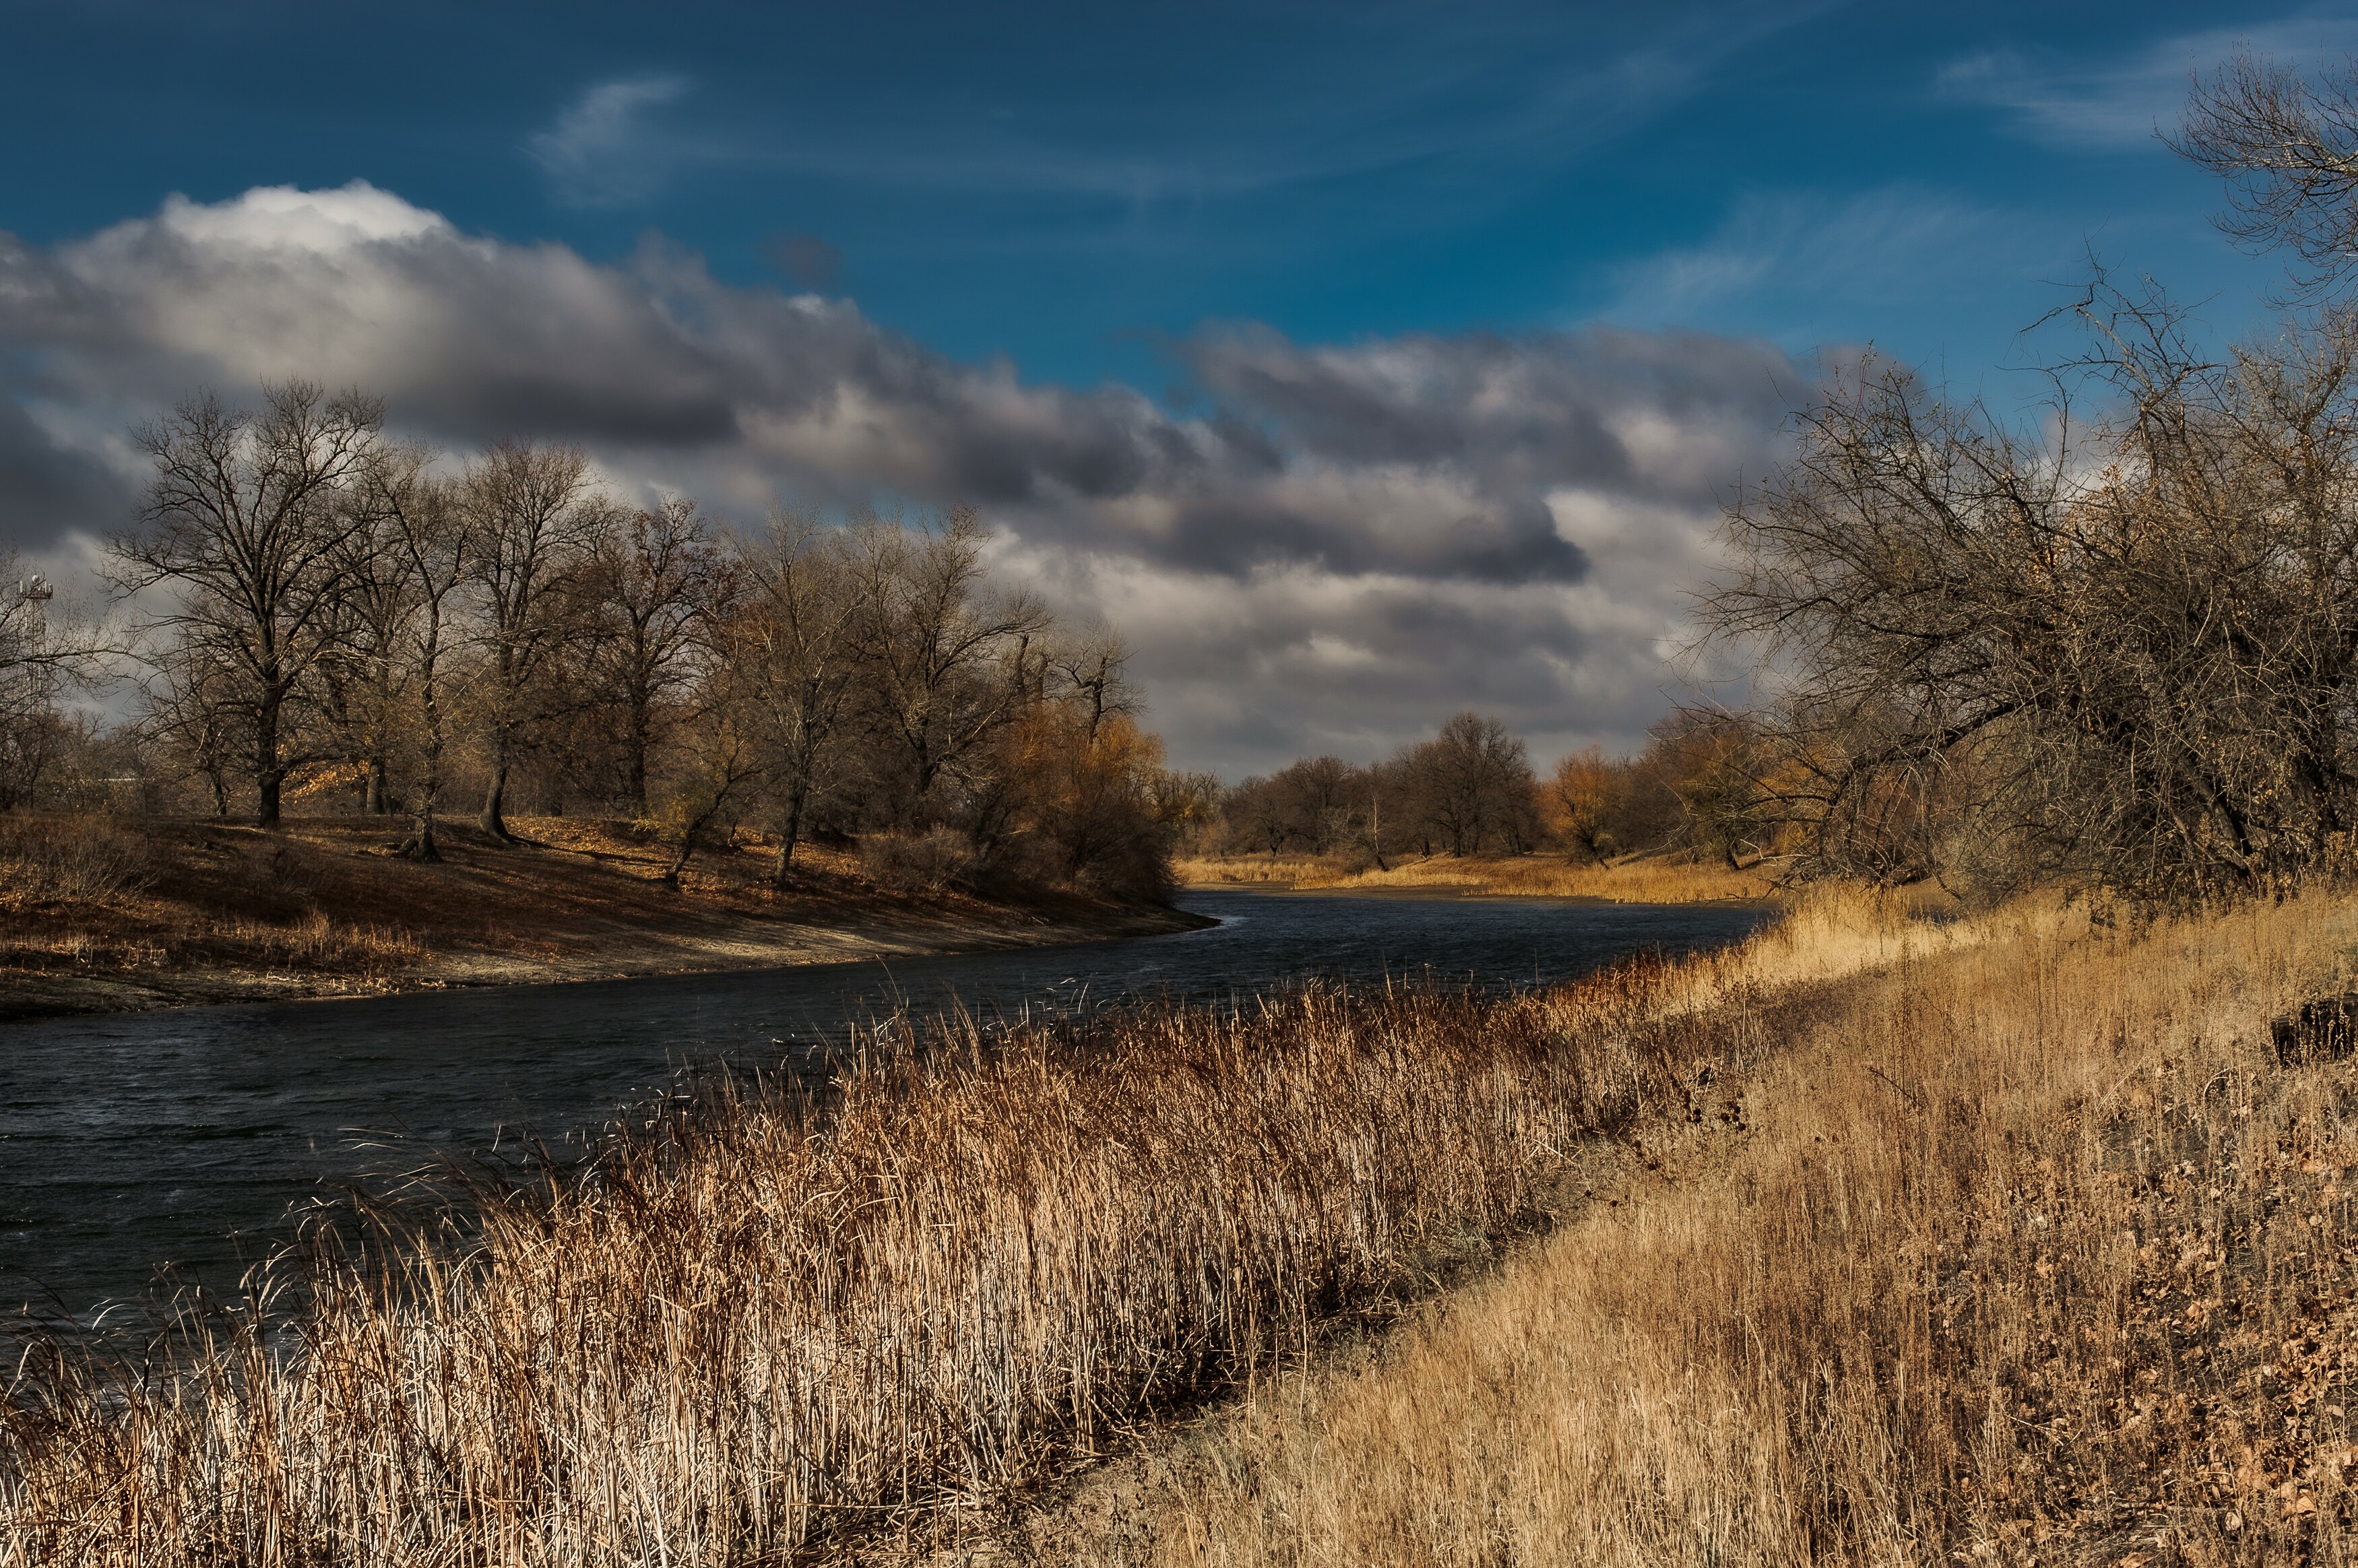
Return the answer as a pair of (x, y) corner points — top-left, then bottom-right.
(6, 1), (2316, 382)
(1, 1), (2347, 771)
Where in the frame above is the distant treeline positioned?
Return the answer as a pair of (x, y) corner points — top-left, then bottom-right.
(0, 390), (1176, 900)
(1182, 709), (1761, 870)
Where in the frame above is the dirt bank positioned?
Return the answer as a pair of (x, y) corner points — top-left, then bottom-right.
(0, 815), (1209, 1022)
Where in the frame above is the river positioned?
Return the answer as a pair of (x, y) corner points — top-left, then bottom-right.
(0, 888), (1768, 1320)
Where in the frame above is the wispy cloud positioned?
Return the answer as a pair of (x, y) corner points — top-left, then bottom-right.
(1602, 185), (2034, 345)
(528, 75), (693, 207)
(1938, 16), (2358, 151)
(552, 6), (1826, 216)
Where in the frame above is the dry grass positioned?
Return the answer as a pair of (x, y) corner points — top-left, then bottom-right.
(0, 889), (1946, 1567)
(0, 815), (426, 987)
(0, 813), (1188, 1021)
(998, 892), (2358, 1567)
(1176, 851), (1778, 903)
(0, 816), (152, 905)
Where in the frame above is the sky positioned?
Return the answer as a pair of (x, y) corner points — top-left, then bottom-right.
(0, 0), (2344, 776)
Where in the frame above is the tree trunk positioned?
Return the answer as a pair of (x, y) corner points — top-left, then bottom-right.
(666, 792), (725, 885)
(365, 758), (390, 815)
(627, 696), (651, 820)
(404, 667), (444, 861)
(771, 788), (806, 890)
(255, 690), (284, 828)
(480, 756), (511, 841)
(406, 764), (442, 861)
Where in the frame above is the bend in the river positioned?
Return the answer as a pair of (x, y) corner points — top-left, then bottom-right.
(0, 890), (1770, 1321)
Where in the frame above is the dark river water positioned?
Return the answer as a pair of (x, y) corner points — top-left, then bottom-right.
(0, 890), (1769, 1320)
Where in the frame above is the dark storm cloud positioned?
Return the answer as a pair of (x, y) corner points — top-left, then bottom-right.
(0, 183), (1804, 767)
(0, 395), (135, 548)
(1185, 323), (1799, 502)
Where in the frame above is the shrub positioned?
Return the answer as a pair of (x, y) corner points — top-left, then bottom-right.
(0, 816), (150, 905)
(859, 826), (978, 892)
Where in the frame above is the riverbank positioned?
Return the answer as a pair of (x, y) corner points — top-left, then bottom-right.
(0, 814), (1207, 1022)
(1176, 849), (1779, 903)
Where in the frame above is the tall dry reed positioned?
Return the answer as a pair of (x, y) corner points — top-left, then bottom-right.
(1032, 893), (2358, 1566)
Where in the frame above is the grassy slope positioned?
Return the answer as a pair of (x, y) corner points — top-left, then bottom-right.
(1176, 850), (1778, 903)
(0, 814), (1200, 1021)
(1002, 894), (2358, 1565)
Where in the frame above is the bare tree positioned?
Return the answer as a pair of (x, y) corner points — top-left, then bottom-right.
(363, 445), (470, 860)
(2177, 53), (2358, 296)
(461, 442), (606, 841)
(1395, 713), (1541, 857)
(849, 506), (1051, 823)
(1048, 622), (1139, 743)
(726, 510), (868, 885)
(1708, 289), (2358, 899)
(1223, 755), (1363, 855)
(139, 619), (246, 818)
(1147, 769), (1225, 857)
(108, 383), (383, 827)
(317, 480), (422, 816)
(656, 703), (761, 886)
(1547, 745), (1627, 863)
(580, 496), (726, 819)
(1682, 49), (2358, 899)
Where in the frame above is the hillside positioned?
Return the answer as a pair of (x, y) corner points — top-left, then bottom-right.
(0, 814), (1203, 1021)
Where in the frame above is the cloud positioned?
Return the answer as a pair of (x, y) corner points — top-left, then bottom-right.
(1604, 186), (2030, 343)
(0, 184), (1802, 771)
(0, 397), (135, 551)
(528, 75), (693, 206)
(1938, 18), (2358, 150)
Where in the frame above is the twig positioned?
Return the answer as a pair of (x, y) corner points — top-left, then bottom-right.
(1869, 1066), (1923, 1111)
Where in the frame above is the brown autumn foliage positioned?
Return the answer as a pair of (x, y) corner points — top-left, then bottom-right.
(1544, 743), (1624, 861)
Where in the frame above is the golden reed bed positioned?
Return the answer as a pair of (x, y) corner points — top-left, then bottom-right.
(995, 894), (2358, 1565)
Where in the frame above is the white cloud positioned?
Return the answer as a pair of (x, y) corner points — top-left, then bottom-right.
(528, 75), (693, 206)
(0, 185), (1804, 772)
(1938, 18), (2358, 151)
(144, 182), (452, 253)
